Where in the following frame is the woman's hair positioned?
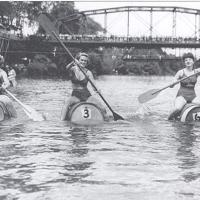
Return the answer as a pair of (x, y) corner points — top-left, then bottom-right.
(182, 52), (195, 61)
(75, 52), (89, 60)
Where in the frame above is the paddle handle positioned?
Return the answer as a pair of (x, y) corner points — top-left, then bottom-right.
(51, 31), (116, 115)
(152, 71), (200, 95)
(5, 89), (29, 113)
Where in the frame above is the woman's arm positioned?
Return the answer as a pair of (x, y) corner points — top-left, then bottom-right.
(86, 70), (102, 95)
(66, 61), (75, 71)
(195, 67), (200, 74)
(87, 70), (95, 82)
(174, 70), (183, 81)
(1, 70), (10, 89)
(170, 70), (183, 88)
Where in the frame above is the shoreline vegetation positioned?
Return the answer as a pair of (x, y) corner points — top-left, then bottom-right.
(7, 42), (200, 78)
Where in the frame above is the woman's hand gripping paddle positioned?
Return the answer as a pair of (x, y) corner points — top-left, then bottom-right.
(37, 13), (124, 121)
(138, 71), (200, 104)
(5, 89), (45, 121)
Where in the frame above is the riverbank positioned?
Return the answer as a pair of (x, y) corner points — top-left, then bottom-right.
(8, 41), (196, 77)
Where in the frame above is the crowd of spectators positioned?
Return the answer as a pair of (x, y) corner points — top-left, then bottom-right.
(56, 34), (200, 44)
(3, 30), (199, 44)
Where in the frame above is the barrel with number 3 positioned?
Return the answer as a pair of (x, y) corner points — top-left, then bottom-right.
(0, 101), (10, 121)
(68, 102), (105, 125)
(180, 103), (200, 122)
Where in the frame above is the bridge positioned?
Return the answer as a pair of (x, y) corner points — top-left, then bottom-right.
(2, 6), (200, 59)
(60, 6), (200, 39)
(48, 6), (200, 52)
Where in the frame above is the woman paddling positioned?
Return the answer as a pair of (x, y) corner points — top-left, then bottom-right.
(168, 52), (200, 120)
(61, 52), (107, 120)
(0, 55), (17, 118)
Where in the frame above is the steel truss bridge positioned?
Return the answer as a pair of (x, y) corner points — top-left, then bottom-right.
(53, 6), (200, 49)
(2, 6), (200, 60)
(62, 6), (200, 38)
(52, 6), (200, 60)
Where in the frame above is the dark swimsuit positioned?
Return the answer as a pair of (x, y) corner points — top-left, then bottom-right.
(70, 68), (91, 101)
(176, 69), (198, 103)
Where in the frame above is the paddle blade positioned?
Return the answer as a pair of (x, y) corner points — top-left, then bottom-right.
(138, 89), (160, 104)
(23, 104), (45, 122)
(113, 112), (124, 121)
(37, 13), (59, 40)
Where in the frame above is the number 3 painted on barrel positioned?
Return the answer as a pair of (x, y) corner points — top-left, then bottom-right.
(82, 107), (91, 119)
(192, 112), (200, 121)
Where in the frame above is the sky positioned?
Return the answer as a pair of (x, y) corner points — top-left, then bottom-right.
(74, 1), (200, 38)
(74, 1), (200, 15)
(75, 1), (200, 11)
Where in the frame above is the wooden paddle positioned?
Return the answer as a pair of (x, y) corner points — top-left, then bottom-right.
(138, 71), (200, 104)
(37, 13), (124, 121)
(5, 89), (45, 121)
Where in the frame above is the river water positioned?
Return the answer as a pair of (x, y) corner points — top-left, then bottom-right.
(0, 76), (200, 200)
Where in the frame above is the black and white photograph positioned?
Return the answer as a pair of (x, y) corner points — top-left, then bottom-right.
(0, 0), (200, 199)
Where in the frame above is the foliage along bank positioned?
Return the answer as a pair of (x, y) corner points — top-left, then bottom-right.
(7, 37), (190, 78)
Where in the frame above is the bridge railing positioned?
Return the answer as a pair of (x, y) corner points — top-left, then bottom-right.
(57, 34), (200, 44)
(122, 54), (181, 61)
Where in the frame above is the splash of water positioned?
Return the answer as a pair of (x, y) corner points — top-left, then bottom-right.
(133, 104), (152, 119)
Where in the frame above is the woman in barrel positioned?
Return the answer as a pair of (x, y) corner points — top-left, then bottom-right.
(5, 64), (17, 87)
(0, 55), (17, 118)
(168, 52), (200, 120)
(61, 52), (107, 120)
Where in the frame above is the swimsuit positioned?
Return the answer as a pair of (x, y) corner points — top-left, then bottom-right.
(70, 67), (91, 101)
(176, 69), (197, 103)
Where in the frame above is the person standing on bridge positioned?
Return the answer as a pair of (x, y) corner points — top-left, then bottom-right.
(61, 52), (107, 120)
(168, 52), (200, 120)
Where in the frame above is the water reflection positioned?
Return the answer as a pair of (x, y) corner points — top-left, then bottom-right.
(0, 126), (46, 195)
(174, 123), (200, 182)
(62, 128), (94, 183)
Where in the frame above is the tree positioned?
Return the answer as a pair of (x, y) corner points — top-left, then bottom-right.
(0, 1), (103, 35)
(0, 2), (12, 27)
(48, 2), (103, 35)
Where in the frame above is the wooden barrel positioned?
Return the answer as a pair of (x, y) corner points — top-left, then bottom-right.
(180, 103), (200, 122)
(0, 102), (9, 122)
(68, 102), (105, 125)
